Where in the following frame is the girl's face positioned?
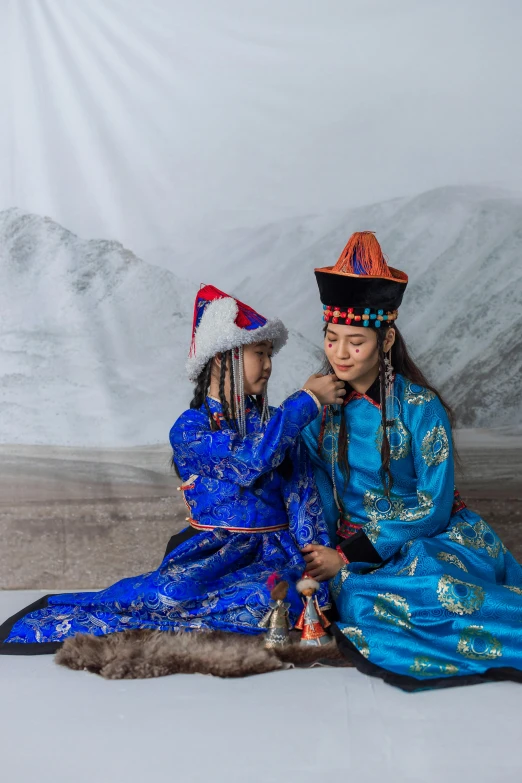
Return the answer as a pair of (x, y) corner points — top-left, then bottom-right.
(324, 324), (395, 384)
(242, 341), (273, 396)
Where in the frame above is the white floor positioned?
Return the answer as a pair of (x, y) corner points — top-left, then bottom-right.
(2, 591), (522, 783)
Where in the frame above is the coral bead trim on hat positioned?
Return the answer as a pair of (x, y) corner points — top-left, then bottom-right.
(323, 305), (399, 327)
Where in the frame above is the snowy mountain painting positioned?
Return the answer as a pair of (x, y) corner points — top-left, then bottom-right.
(1, 186), (521, 448)
(181, 185), (522, 429)
(0, 208), (320, 447)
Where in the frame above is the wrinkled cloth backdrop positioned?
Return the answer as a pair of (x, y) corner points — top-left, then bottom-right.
(0, 0), (521, 591)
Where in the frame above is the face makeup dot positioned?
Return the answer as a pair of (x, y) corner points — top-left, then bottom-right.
(355, 349), (360, 353)
(328, 343), (332, 348)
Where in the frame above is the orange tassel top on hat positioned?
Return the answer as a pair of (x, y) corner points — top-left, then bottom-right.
(317, 231), (408, 284)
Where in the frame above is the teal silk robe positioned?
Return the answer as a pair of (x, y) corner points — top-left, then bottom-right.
(302, 373), (522, 691)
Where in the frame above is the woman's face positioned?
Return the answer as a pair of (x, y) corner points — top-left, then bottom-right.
(242, 341), (273, 396)
(324, 324), (395, 384)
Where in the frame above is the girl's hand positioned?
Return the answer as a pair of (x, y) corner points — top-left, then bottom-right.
(301, 544), (344, 581)
(303, 373), (346, 407)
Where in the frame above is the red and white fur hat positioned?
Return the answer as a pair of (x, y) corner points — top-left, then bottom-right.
(186, 285), (288, 436)
(186, 284), (288, 382)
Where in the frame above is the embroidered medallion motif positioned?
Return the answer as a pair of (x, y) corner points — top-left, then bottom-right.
(330, 565), (350, 601)
(375, 418), (411, 460)
(404, 382), (436, 406)
(448, 518), (501, 558)
(397, 556), (419, 576)
(456, 625), (502, 660)
(321, 416), (341, 460)
(478, 521), (502, 558)
(373, 592), (412, 628)
(410, 656), (459, 677)
(341, 625), (370, 658)
(504, 585), (522, 595)
(421, 425), (450, 467)
(437, 574), (485, 615)
(364, 489), (404, 522)
(436, 551), (468, 572)
(363, 489), (405, 543)
(399, 490), (434, 522)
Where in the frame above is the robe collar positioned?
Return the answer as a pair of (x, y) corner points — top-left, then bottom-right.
(205, 395), (255, 424)
(343, 375), (381, 409)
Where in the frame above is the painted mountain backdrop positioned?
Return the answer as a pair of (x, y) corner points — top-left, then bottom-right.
(1, 186), (520, 445)
(0, 208), (319, 446)
(176, 185), (521, 428)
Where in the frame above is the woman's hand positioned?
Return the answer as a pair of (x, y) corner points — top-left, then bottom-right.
(303, 373), (346, 407)
(301, 544), (344, 581)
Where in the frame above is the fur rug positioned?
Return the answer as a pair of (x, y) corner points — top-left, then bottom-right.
(55, 629), (351, 679)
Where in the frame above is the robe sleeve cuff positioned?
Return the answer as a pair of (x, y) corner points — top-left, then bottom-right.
(300, 388), (322, 413)
(338, 530), (383, 565)
(336, 545), (350, 565)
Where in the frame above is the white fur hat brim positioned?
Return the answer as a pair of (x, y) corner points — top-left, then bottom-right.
(186, 296), (288, 381)
(296, 577), (320, 593)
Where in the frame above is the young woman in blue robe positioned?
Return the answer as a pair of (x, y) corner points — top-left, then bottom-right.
(300, 232), (522, 691)
(0, 285), (343, 654)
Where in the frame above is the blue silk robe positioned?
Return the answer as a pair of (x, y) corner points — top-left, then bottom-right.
(0, 391), (329, 653)
(302, 374), (522, 690)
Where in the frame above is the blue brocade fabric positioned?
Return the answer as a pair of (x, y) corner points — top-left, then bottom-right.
(4, 391), (330, 646)
(302, 374), (522, 686)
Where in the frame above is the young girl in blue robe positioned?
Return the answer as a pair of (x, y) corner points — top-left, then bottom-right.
(0, 285), (344, 654)
(300, 232), (522, 691)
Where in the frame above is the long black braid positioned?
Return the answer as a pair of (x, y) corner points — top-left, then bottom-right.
(171, 359), (214, 477)
(218, 350), (237, 428)
(329, 333), (393, 497)
(337, 407), (350, 489)
(190, 359), (216, 429)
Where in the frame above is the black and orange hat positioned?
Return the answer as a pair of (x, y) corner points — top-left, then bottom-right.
(315, 231), (408, 329)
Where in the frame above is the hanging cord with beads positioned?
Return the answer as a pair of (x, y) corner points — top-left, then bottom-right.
(377, 336), (394, 497)
(231, 348), (241, 435)
(228, 349), (237, 426)
(261, 385), (270, 425)
(327, 406), (345, 527)
(238, 346), (246, 436)
(231, 346), (247, 437)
